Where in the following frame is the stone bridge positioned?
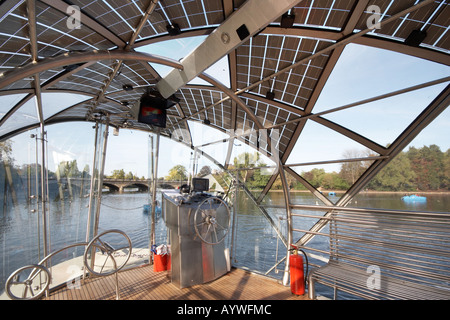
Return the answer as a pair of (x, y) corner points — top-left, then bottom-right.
(102, 179), (187, 193)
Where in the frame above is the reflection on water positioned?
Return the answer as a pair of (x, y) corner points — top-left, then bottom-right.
(1, 190), (449, 298)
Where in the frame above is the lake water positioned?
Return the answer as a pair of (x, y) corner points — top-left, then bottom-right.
(1, 190), (448, 299)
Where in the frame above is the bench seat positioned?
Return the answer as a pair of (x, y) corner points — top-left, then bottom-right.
(307, 209), (450, 300)
(309, 260), (450, 300)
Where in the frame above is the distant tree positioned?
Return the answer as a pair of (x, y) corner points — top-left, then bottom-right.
(339, 149), (369, 185)
(444, 149), (450, 190)
(56, 160), (81, 178)
(109, 169), (125, 179)
(125, 171), (134, 180)
(304, 168), (326, 188)
(197, 165), (211, 177)
(248, 168), (272, 189)
(233, 152), (262, 183)
(322, 171), (350, 190)
(368, 152), (416, 191)
(408, 145), (445, 190)
(82, 165), (90, 178)
(0, 140), (13, 163)
(166, 165), (188, 181)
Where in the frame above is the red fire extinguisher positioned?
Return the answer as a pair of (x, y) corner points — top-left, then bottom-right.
(289, 244), (307, 295)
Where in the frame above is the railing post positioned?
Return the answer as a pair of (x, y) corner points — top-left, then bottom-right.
(278, 166), (292, 286)
(86, 117), (110, 269)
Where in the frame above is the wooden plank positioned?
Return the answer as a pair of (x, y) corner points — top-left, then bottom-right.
(43, 265), (308, 300)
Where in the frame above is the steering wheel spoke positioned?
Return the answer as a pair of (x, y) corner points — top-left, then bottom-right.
(193, 197), (231, 245)
(83, 229), (132, 277)
(5, 264), (51, 300)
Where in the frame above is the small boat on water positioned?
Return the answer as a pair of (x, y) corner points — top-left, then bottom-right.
(401, 194), (427, 202)
(143, 204), (162, 214)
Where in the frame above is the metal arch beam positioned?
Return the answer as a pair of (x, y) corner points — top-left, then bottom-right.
(0, 50), (181, 136)
(235, 0), (439, 98)
(247, 0), (439, 203)
(0, 62), (94, 128)
(156, 0), (303, 98)
(245, 0), (373, 202)
(338, 83), (450, 206)
(89, 0), (159, 113)
(353, 36), (450, 67)
(0, 50), (183, 90)
(170, 84), (388, 162)
(167, 72), (448, 161)
(133, 25), (450, 68)
(274, 0), (369, 164)
(222, 0), (239, 170)
(311, 117), (387, 156)
(240, 91), (388, 155)
(40, 0), (126, 48)
(26, 0), (50, 262)
(296, 83), (450, 248)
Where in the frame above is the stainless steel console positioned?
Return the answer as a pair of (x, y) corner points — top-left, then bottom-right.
(162, 190), (230, 288)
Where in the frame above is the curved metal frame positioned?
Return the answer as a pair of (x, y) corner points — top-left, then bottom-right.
(83, 229), (132, 277)
(1, 0), (448, 295)
(0, 50), (183, 91)
(5, 229), (132, 300)
(5, 264), (51, 300)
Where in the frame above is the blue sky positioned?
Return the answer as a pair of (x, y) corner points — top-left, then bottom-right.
(129, 38), (449, 177)
(7, 37), (450, 179)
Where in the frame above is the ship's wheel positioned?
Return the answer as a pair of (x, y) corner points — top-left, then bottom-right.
(5, 264), (50, 300)
(83, 229), (132, 277)
(193, 197), (231, 245)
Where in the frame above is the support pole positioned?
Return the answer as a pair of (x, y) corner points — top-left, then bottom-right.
(85, 117), (110, 271)
(150, 128), (160, 262)
(149, 134), (154, 259)
(278, 166), (293, 286)
(86, 123), (100, 244)
(93, 117), (109, 236)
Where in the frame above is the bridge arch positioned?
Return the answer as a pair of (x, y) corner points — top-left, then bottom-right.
(102, 179), (186, 193)
(122, 182), (149, 193)
(103, 183), (120, 193)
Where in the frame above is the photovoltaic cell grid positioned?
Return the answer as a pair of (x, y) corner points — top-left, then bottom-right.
(236, 34), (332, 110)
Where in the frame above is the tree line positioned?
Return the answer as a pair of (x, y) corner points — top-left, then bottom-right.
(3, 139), (448, 195)
(228, 145), (450, 192)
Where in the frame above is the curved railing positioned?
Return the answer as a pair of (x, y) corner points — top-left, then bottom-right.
(5, 229), (132, 300)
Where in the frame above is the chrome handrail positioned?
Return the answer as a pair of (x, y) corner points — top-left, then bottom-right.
(5, 229), (132, 300)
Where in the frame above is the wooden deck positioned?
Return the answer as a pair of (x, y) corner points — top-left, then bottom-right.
(44, 265), (309, 300)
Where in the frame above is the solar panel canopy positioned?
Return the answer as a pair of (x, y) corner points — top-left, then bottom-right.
(0, 0), (448, 191)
